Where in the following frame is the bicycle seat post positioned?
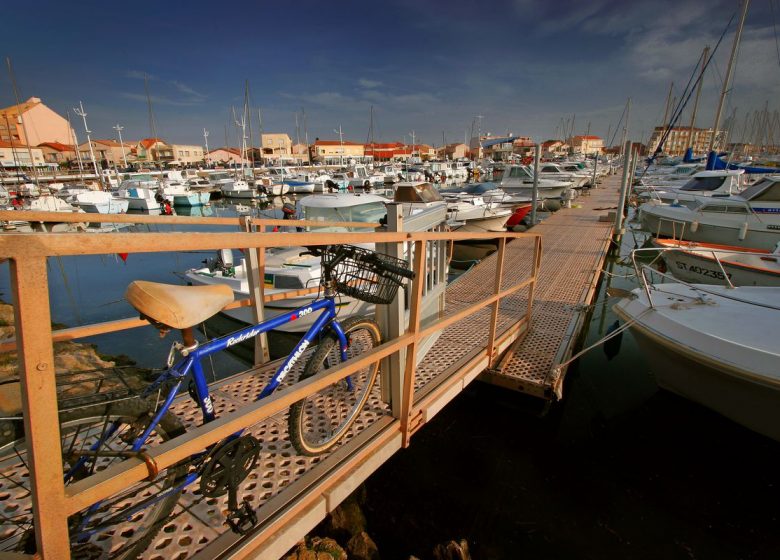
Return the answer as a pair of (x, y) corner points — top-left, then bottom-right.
(181, 327), (196, 348)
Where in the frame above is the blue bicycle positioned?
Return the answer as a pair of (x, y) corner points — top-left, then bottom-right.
(0, 244), (414, 559)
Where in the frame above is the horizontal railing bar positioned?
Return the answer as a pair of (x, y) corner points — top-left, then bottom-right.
(0, 286), (324, 353)
(417, 277), (535, 341)
(0, 230), (537, 259)
(64, 333), (413, 513)
(0, 210), (380, 229)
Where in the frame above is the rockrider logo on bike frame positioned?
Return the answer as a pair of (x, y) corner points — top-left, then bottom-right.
(275, 340), (310, 383)
(226, 327), (260, 347)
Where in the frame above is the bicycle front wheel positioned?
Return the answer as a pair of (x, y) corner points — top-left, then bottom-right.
(0, 398), (187, 560)
(288, 316), (381, 456)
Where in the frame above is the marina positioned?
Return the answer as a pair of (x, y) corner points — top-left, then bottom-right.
(3, 0), (780, 557)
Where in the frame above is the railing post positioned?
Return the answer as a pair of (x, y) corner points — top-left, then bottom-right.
(11, 257), (71, 558)
(376, 203), (405, 416)
(240, 216), (270, 365)
(400, 240), (426, 447)
(591, 155), (598, 187)
(486, 237), (506, 367)
(525, 236), (542, 325)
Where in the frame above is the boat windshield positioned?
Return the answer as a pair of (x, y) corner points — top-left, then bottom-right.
(304, 202), (386, 232)
(680, 176), (726, 191)
(210, 172), (231, 181)
(738, 178), (780, 201)
(506, 166), (532, 179)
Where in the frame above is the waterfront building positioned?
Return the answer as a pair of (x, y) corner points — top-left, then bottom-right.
(311, 139), (367, 165)
(133, 138), (173, 165)
(78, 139), (135, 168)
(542, 140), (569, 158)
(366, 142), (406, 162)
(261, 133), (293, 164)
(208, 147), (249, 166)
(439, 143), (469, 160)
(0, 140), (47, 169)
(37, 141), (77, 165)
(291, 143), (310, 164)
(171, 144), (205, 165)
(647, 126), (724, 156)
(570, 135), (604, 155)
(0, 97), (75, 146)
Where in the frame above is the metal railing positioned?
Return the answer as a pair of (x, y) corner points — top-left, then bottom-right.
(629, 245), (780, 309)
(0, 210), (541, 559)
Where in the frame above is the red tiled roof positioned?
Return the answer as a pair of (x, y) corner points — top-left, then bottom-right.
(209, 147), (243, 157)
(573, 135), (601, 141)
(314, 140), (362, 146)
(542, 140), (561, 147)
(37, 141), (74, 151)
(140, 138), (164, 149)
(366, 142), (404, 150)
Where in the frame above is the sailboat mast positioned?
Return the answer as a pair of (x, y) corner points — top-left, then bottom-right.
(687, 47), (709, 153)
(6, 57), (40, 187)
(709, 0), (750, 153)
(67, 110), (84, 175)
(661, 82), (675, 127)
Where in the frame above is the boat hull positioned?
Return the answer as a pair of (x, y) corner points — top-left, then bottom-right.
(658, 245), (780, 287)
(623, 320), (780, 441)
(639, 204), (780, 250)
(173, 192), (211, 206)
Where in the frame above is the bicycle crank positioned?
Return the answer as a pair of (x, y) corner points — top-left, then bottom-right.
(199, 435), (261, 534)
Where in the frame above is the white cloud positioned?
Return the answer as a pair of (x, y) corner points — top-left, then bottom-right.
(358, 78), (383, 89)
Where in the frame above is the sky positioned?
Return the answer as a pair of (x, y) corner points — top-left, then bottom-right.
(2, 0), (779, 149)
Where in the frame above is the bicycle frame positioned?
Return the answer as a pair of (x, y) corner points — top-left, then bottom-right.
(72, 294), (351, 538)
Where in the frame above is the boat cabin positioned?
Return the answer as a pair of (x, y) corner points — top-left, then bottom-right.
(299, 193), (387, 232)
(678, 170), (744, 194)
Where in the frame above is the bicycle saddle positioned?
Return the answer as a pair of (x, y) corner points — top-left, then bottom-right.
(126, 281), (234, 329)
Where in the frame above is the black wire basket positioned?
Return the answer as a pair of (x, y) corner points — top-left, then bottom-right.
(322, 245), (413, 304)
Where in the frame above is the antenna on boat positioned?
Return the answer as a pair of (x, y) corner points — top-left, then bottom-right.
(73, 101), (103, 189)
(203, 128), (210, 167)
(67, 110), (85, 176)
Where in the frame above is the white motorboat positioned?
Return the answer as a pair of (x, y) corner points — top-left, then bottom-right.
(637, 170), (745, 208)
(116, 183), (160, 211)
(185, 193), (389, 331)
(186, 178), (215, 192)
(72, 190), (129, 214)
(500, 165), (571, 199)
(635, 163), (706, 191)
(537, 162), (589, 189)
(639, 175), (780, 250)
(221, 179), (256, 199)
(652, 238), (780, 287)
(159, 181), (211, 206)
(614, 280), (780, 441)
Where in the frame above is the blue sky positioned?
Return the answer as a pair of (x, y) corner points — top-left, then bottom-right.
(3, 0), (779, 148)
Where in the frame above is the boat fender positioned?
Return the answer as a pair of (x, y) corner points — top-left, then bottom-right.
(738, 222), (748, 240)
(602, 320), (623, 361)
(690, 221), (699, 233)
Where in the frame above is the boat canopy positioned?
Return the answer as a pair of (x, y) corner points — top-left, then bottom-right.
(393, 182), (444, 203)
(300, 193), (387, 232)
(738, 177), (780, 202)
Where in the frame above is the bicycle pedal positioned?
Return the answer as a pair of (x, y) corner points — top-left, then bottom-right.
(226, 500), (258, 535)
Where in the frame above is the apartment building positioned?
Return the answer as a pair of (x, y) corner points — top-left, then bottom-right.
(0, 97), (75, 146)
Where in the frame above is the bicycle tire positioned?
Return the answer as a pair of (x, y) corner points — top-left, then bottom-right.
(288, 316), (381, 456)
(0, 398), (187, 560)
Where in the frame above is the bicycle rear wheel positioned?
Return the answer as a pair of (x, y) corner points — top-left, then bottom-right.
(0, 398), (187, 560)
(288, 317), (381, 456)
